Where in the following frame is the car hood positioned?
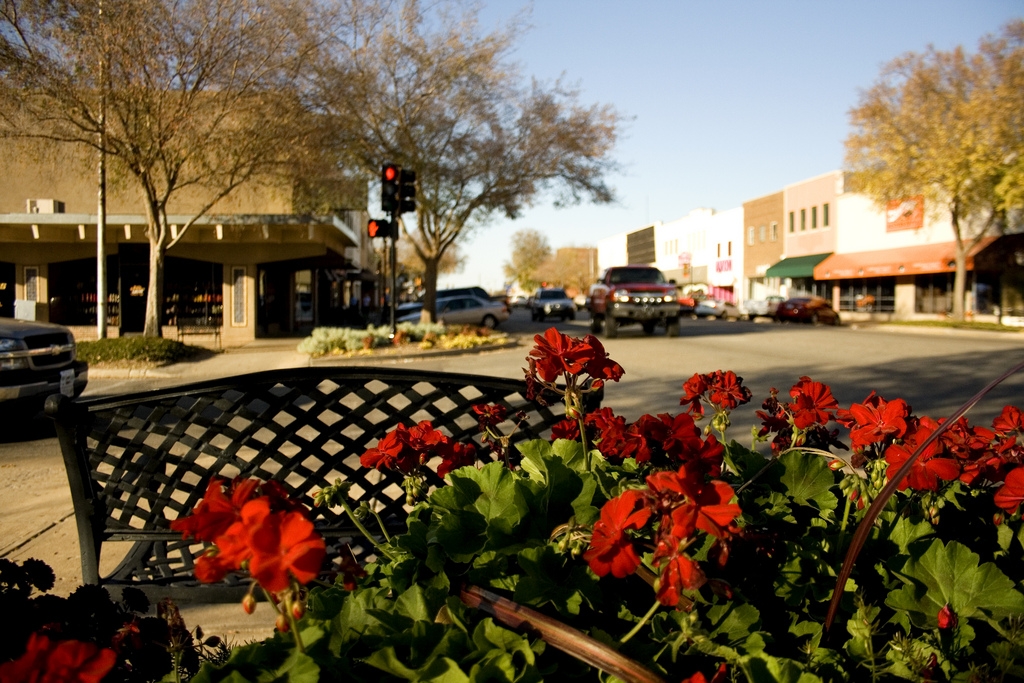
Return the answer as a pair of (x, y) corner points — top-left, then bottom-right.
(0, 319), (75, 339)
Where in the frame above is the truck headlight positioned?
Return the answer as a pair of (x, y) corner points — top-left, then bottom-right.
(614, 291), (630, 303)
(663, 295), (675, 302)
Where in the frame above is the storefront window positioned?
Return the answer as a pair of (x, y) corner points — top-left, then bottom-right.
(915, 274), (953, 314)
(837, 278), (895, 312)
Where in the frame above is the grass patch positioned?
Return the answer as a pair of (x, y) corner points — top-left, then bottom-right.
(884, 320), (1022, 333)
(77, 337), (206, 365)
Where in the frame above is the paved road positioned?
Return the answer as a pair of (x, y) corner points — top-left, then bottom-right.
(1, 309), (1022, 641)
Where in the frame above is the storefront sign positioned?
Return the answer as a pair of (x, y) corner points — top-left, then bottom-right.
(886, 196), (924, 232)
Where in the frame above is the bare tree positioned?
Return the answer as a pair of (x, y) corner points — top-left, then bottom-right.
(314, 0), (622, 320)
(845, 21), (1024, 320)
(503, 228), (552, 293)
(0, 0), (320, 336)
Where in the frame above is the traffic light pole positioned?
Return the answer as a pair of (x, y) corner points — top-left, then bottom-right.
(388, 211), (398, 339)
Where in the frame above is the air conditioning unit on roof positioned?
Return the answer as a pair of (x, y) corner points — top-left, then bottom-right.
(26, 199), (65, 214)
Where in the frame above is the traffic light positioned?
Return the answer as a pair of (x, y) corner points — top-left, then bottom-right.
(381, 163), (399, 213)
(399, 168), (416, 214)
(367, 217), (393, 239)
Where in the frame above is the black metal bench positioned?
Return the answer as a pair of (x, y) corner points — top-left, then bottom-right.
(46, 367), (593, 601)
(175, 317), (222, 348)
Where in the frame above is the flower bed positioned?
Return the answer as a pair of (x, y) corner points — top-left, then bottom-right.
(297, 323), (508, 357)
(8, 327), (1024, 682)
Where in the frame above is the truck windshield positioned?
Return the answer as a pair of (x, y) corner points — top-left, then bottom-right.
(609, 268), (666, 285)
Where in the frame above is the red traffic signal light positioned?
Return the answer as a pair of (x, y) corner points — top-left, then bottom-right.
(381, 163), (400, 213)
(367, 218), (393, 239)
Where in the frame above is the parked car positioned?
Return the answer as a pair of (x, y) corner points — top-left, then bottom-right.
(530, 288), (576, 322)
(0, 318), (88, 412)
(740, 295), (787, 320)
(400, 295), (509, 328)
(437, 286), (491, 301)
(693, 299), (741, 320)
(774, 297), (842, 325)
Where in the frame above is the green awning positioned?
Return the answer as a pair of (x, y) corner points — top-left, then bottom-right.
(764, 252), (832, 279)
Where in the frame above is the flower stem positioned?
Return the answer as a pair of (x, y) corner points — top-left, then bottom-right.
(336, 496), (398, 562)
(620, 599), (661, 644)
(369, 505), (391, 543)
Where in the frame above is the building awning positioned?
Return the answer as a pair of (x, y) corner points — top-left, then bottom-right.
(813, 239), (996, 280)
(764, 253), (831, 279)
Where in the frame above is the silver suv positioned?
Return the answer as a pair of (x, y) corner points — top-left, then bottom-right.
(0, 319), (88, 411)
(530, 288), (576, 322)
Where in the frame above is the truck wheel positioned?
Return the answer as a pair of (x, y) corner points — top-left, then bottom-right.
(641, 320), (656, 335)
(666, 317), (680, 337)
(590, 315), (603, 334)
(605, 316), (618, 338)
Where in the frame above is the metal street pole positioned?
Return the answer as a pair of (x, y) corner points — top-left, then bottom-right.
(389, 212), (398, 339)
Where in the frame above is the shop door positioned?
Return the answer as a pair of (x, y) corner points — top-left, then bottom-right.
(0, 261), (13, 318)
(119, 245), (149, 333)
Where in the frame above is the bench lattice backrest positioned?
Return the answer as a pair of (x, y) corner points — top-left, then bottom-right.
(48, 367), (579, 599)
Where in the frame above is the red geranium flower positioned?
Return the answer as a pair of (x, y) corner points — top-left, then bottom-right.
(437, 441), (477, 479)
(584, 489), (651, 578)
(654, 549), (706, 606)
(993, 405), (1024, 435)
(680, 373), (709, 417)
(529, 328), (595, 382)
(245, 498), (327, 593)
(843, 395), (910, 452)
(472, 403), (507, 429)
(681, 663), (728, 683)
(360, 425), (420, 473)
(937, 603), (958, 630)
(788, 376), (838, 429)
(0, 633), (116, 683)
(706, 370), (752, 412)
(580, 334), (624, 381)
(884, 417), (959, 491)
(551, 418), (581, 441)
(994, 466), (1024, 514)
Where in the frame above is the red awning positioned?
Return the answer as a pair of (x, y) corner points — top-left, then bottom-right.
(813, 239), (996, 280)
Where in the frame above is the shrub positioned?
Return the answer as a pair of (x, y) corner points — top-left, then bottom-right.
(298, 322), (490, 357)
(76, 337), (203, 365)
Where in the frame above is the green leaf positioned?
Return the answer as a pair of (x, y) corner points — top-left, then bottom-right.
(513, 545), (598, 616)
(705, 602), (762, 650)
(256, 649), (320, 683)
(775, 450), (838, 516)
(886, 539), (1024, 628)
(885, 515), (935, 555)
(741, 653), (823, 683)
(551, 437), (588, 470)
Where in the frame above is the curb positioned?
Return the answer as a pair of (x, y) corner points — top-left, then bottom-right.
(309, 339), (522, 366)
(87, 339), (523, 379)
(849, 323), (1024, 341)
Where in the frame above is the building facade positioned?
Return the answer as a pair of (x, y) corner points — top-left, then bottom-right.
(0, 142), (372, 345)
(742, 191), (784, 301)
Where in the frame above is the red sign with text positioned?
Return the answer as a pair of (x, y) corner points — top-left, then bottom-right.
(886, 196), (924, 232)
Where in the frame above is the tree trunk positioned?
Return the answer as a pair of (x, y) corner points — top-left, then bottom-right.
(952, 248), (967, 321)
(144, 236), (165, 337)
(421, 256), (439, 323)
(949, 204), (966, 322)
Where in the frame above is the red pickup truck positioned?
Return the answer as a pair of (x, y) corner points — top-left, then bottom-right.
(586, 265), (681, 338)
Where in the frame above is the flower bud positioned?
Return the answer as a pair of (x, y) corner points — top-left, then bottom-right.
(937, 604), (958, 630)
(241, 594), (257, 615)
(275, 614), (290, 632)
(292, 601), (305, 620)
(994, 513), (1004, 526)
(828, 459), (846, 471)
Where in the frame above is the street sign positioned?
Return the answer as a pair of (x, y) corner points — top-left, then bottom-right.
(677, 252), (692, 267)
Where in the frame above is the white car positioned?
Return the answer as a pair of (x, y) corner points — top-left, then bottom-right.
(399, 295), (510, 328)
(740, 295), (787, 320)
(693, 299), (741, 320)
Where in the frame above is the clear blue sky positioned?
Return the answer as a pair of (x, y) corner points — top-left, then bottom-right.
(438, 1), (1024, 292)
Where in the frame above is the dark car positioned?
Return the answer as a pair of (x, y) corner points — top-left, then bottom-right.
(0, 318), (88, 412)
(530, 288), (576, 322)
(774, 297), (841, 325)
